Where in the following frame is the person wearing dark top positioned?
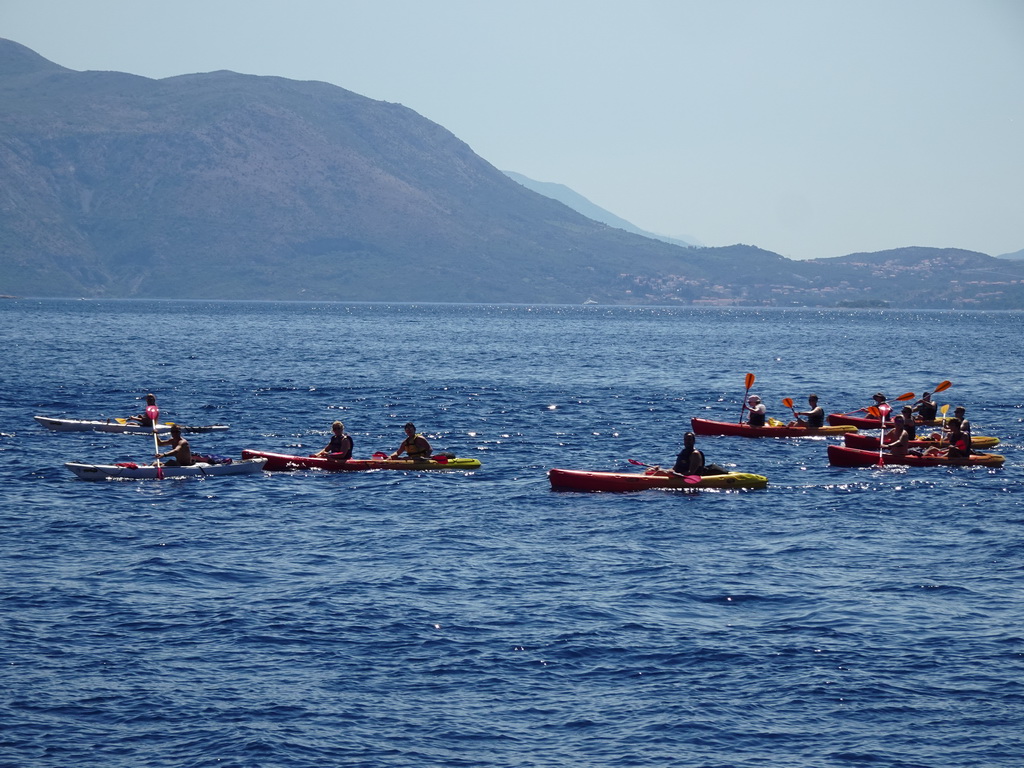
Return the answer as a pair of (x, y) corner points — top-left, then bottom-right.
(934, 419), (969, 458)
(899, 406), (917, 439)
(669, 432), (727, 476)
(951, 407), (973, 453)
(789, 394), (825, 428)
(745, 395), (767, 427)
(912, 392), (938, 421)
(127, 393), (158, 426)
(314, 421), (353, 460)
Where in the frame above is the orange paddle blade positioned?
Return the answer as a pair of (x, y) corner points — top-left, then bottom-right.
(866, 406), (881, 418)
(744, 372), (755, 389)
(782, 397), (794, 409)
(933, 380), (952, 394)
(895, 391), (915, 402)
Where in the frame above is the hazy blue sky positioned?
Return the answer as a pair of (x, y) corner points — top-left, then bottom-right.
(4, 0), (1022, 259)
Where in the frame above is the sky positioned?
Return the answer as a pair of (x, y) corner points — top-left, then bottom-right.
(3, 0), (1023, 259)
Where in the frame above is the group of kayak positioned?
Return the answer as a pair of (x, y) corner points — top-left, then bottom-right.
(548, 377), (1008, 493)
(40, 397), (481, 481)
(41, 378), (1008, 489)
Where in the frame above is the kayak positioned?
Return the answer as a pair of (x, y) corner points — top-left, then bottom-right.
(827, 413), (949, 429)
(65, 457), (267, 480)
(35, 416), (229, 434)
(843, 432), (1000, 451)
(691, 417), (857, 438)
(826, 445), (1004, 468)
(240, 449), (482, 472)
(548, 468), (768, 492)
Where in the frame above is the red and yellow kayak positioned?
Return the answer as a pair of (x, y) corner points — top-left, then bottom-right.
(843, 433), (1000, 451)
(827, 413), (950, 429)
(691, 417), (856, 438)
(548, 468), (768, 492)
(827, 445), (1004, 468)
(241, 449), (481, 472)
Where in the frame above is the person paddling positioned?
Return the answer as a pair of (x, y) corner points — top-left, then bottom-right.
(649, 432), (726, 477)
(313, 421), (353, 461)
(857, 392), (888, 415)
(951, 407), (973, 453)
(127, 393), (158, 426)
(912, 391), (938, 421)
(744, 395), (767, 427)
(926, 419), (969, 458)
(154, 424), (193, 466)
(390, 422), (432, 461)
(899, 406), (917, 439)
(788, 394), (825, 428)
(881, 415), (912, 456)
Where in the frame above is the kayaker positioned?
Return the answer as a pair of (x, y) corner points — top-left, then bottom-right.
(882, 415), (912, 455)
(656, 432), (727, 477)
(951, 407), (973, 452)
(155, 424), (193, 466)
(788, 394), (825, 428)
(126, 393), (158, 426)
(899, 406), (917, 439)
(852, 392), (888, 416)
(926, 419), (969, 458)
(390, 422), (432, 461)
(744, 395), (767, 427)
(313, 421), (353, 461)
(912, 391), (938, 421)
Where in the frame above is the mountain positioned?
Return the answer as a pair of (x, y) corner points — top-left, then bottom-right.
(998, 248), (1024, 260)
(0, 38), (721, 303)
(2, 38), (1022, 308)
(502, 171), (699, 247)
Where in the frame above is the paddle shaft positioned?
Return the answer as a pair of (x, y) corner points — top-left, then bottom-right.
(147, 405), (162, 479)
(739, 373), (755, 423)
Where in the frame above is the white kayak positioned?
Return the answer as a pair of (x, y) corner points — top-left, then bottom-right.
(36, 416), (230, 434)
(65, 457), (267, 480)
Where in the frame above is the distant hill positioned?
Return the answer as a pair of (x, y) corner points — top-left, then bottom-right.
(998, 248), (1024, 260)
(2, 38), (1022, 308)
(502, 171), (699, 247)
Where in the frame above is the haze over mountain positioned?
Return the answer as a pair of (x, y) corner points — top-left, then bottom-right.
(2, 38), (1022, 308)
(502, 171), (700, 248)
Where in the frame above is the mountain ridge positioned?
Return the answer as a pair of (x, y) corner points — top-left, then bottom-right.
(2, 38), (1022, 308)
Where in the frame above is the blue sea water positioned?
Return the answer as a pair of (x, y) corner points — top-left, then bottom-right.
(1, 300), (1023, 768)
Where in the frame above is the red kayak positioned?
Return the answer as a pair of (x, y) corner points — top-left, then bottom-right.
(548, 468), (768, 492)
(843, 433), (1000, 451)
(241, 449), (481, 472)
(827, 413), (951, 429)
(691, 417), (856, 438)
(827, 445), (1004, 468)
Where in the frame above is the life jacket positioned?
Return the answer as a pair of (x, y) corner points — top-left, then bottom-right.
(806, 408), (825, 429)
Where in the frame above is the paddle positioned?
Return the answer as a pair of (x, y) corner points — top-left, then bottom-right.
(851, 390), (915, 414)
(870, 404), (891, 466)
(147, 404), (162, 480)
(782, 397), (798, 420)
(937, 404), (951, 440)
(372, 451), (388, 459)
(738, 372), (755, 423)
(628, 458), (701, 484)
(933, 380), (952, 394)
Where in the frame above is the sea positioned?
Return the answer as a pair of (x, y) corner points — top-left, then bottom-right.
(1, 299), (1022, 768)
